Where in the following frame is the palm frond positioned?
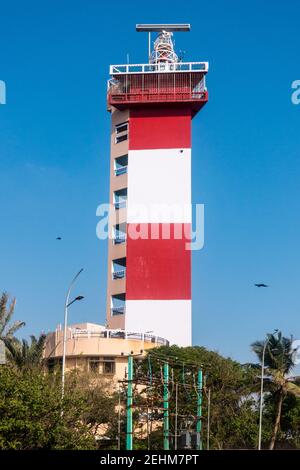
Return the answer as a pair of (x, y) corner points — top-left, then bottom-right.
(5, 321), (26, 338)
(286, 381), (300, 397)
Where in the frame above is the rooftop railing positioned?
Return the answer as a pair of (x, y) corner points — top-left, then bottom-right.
(71, 328), (169, 346)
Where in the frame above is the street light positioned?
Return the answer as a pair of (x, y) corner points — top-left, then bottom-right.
(258, 330), (278, 450)
(61, 268), (84, 399)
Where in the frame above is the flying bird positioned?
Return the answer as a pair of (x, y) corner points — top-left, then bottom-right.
(56, 237), (62, 240)
(254, 283), (269, 288)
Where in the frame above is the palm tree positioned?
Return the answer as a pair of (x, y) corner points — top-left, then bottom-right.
(5, 334), (47, 370)
(251, 331), (300, 449)
(0, 292), (25, 340)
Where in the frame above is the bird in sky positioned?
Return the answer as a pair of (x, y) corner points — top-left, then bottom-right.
(254, 283), (269, 288)
(56, 237), (62, 240)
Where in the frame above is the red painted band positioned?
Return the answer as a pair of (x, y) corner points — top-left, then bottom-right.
(129, 107), (191, 150)
(126, 223), (191, 300)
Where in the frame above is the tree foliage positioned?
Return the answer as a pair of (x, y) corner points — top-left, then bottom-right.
(0, 366), (97, 449)
(4, 334), (46, 370)
(251, 331), (300, 449)
(0, 292), (25, 340)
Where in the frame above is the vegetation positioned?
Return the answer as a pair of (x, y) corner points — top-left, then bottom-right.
(0, 366), (97, 449)
(0, 292), (25, 341)
(251, 331), (300, 449)
(5, 334), (47, 370)
(1, 291), (300, 449)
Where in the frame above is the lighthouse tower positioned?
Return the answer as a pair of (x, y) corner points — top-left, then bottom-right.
(106, 25), (208, 346)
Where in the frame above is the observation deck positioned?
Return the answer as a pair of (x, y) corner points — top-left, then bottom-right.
(107, 61), (209, 115)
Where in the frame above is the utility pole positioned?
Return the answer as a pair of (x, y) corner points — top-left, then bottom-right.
(207, 388), (211, 450)
(175, 382), (178, 450)
(126, 355), (133, 450)
(117, 385), (121, 450)
(196, 369), (203, 450)
(163, 361), (169, 450)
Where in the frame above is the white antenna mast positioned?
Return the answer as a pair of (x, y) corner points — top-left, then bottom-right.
(136, 24), (191, 64)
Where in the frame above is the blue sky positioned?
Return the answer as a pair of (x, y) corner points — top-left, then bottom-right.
(1, 0), (300, 367)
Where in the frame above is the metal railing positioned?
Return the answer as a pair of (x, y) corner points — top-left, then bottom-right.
(112, 270), (126, 280)
(111, 306), (125, 315)
(115, 166), (128, 176)
(71, 328), (169, 346)
(108, 72), (207, 106)
(114, 200), (127, 210)
(109, 91), (207, 104)
(110, 62), (209, 75)
(114, 236), (126, 245)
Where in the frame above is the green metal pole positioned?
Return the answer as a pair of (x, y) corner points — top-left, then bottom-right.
(163, 361), (169, 450)
(196, 369), (203, 450)
(126, 355), (133, 450)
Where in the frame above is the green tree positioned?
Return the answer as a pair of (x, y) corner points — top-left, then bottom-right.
(66, 370), (119, 447)
(4, 334), (46, 370)
(251, 331), (300, 449)
(0, 292), (25, 340)
(0, 366), (96, 449)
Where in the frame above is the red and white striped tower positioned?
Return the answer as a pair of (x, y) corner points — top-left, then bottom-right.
(106, 25), (208, 346)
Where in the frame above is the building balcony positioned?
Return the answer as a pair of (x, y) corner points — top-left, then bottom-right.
(111, 306), (125, 315)
(112, 270), (125, 280)
(114, 236), (126, 245)
(115, 166), (128, 176)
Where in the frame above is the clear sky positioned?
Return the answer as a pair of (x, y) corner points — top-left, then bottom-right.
(1, 0), (300, 367)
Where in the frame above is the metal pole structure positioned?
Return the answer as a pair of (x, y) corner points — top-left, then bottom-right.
(61, 268), (83, 399)
(258, 337), (269, 450)
(163, 361), (169, 450)
(118, 385), (121, 450)
(175, 382), (178, 450)
(126, 355), (133, 450)
(146, 404), (150, 450)
(148, 32), (151, 62)
(207, 388), (211, 450)
(196, 369), (203, 450)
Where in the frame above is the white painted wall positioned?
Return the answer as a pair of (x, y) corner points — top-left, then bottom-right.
(125, 299), (192, 347)
(127, 149), (191, 223)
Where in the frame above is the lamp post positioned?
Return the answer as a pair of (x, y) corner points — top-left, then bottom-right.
(258, 330), (278, 450)
(61, 268), (84, 399)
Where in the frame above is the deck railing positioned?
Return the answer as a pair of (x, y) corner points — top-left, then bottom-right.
(110, 62), (208, 75)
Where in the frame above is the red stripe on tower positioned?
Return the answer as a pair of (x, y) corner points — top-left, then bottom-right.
(129, 108), (191, 150)
(126, 223), (191, 300)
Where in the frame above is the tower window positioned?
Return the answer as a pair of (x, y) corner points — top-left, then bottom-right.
(112, 257), (126, 280)
(116, 133), (128, 144)
(113, 223), (126, 244)
(113, 188), (127, 210)
(114, 154), (128, 176)
(115, 121), (128, 144)
(111, 293), (125, 315)
(115, 122), (128, 134)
